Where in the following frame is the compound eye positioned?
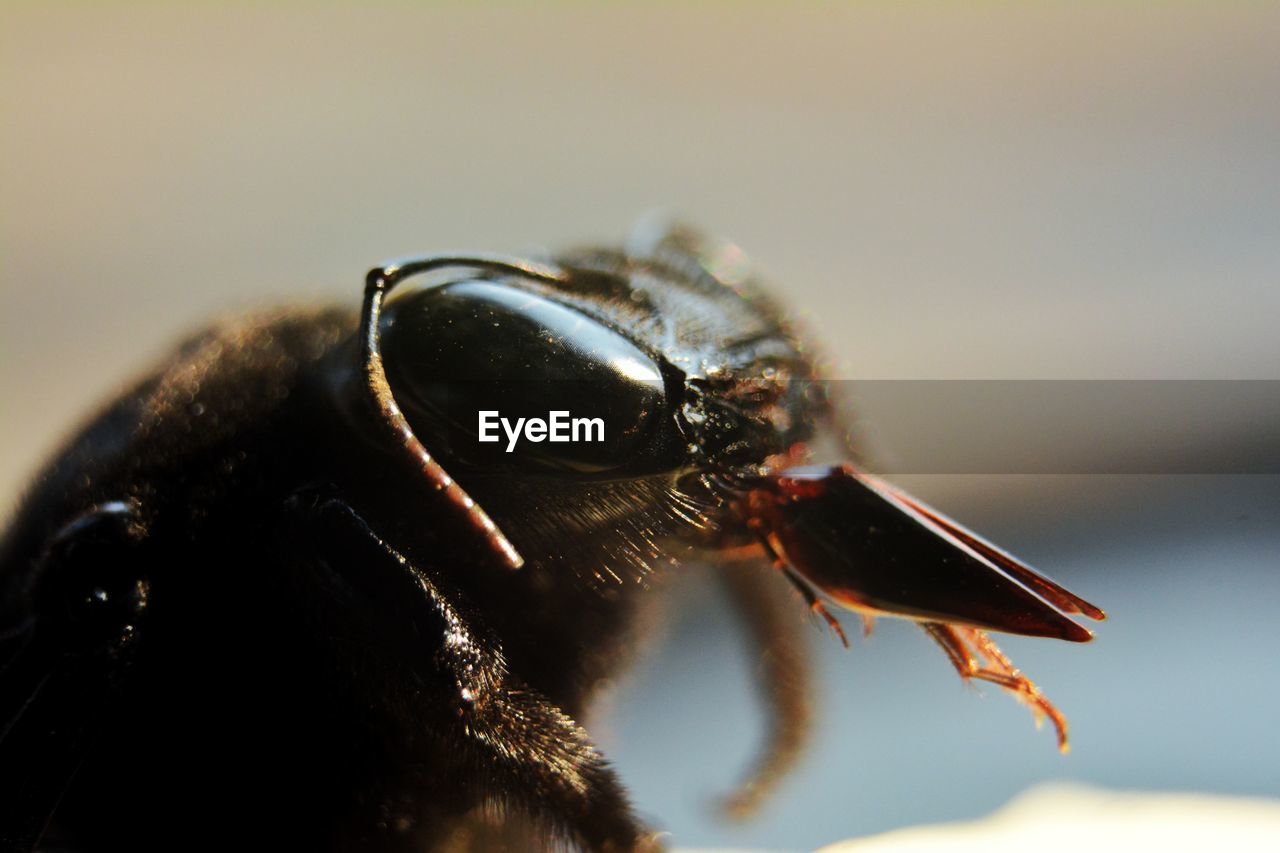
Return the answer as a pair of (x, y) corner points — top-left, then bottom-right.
(380, 280), (673, 473)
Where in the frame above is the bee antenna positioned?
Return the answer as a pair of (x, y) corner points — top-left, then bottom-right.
(359, 254), (570, 571)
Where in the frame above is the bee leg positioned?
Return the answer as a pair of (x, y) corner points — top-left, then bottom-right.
(779, 566), (849, 648)
(923, 622), (1070, 752)
(288, 492), (656, 852)
(0, 503), (150, 853)
(716, 555), (813, 820)
(745, 528), (848, 647)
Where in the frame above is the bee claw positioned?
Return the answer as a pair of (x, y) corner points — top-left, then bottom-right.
(926, 622), (1072, 751)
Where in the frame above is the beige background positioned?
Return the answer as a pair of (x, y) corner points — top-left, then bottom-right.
(3, 4), (1279, 849)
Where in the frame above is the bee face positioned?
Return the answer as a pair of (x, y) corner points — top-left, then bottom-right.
(378, 239), (824, 483)
(363, 233), (831, 596)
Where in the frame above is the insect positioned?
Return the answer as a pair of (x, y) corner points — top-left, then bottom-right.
(0, 220), (1103, 851)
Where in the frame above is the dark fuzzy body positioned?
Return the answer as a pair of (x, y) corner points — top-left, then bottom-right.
(2, 309), (650, 850)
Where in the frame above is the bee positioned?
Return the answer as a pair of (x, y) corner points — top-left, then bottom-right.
(0, 221), (1103, 851)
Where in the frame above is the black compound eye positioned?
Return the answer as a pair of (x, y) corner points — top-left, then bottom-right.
(380, 280), (677, 474)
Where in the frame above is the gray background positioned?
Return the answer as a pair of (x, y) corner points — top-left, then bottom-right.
(3, 5), (1278, 850)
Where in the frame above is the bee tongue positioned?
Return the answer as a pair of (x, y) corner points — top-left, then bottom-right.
(756, 466), (1097, 642)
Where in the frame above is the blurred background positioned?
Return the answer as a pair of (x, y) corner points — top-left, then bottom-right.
(2, 4), (1278, 850)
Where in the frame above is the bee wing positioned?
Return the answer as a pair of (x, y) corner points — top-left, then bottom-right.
(759, 466), (1101, 641)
